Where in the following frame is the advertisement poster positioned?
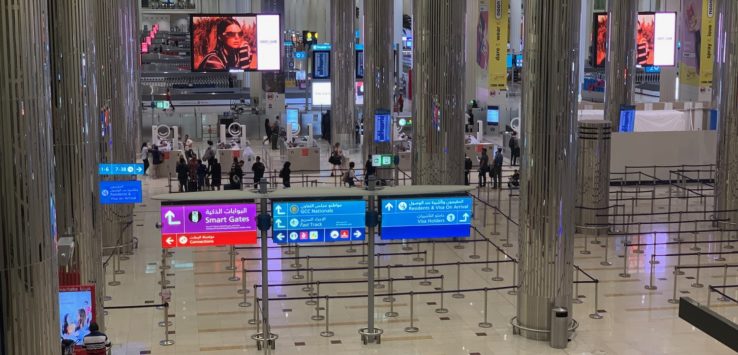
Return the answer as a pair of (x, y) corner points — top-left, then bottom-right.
(59, 285), (96, 345)
(488, 0), (508, 91)
(699, 0), (715, 89)
(476, 5), (488, 70)
(594, 12), (676, 67)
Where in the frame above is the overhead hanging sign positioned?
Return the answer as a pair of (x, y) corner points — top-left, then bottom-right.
(488, 0), (509, 91)
(98, 163), (145, 175)
(380, 196), (473, 240)
(160, 202), (258, 248)
(272, 200), (366, 244)
(100, 181), (142, 204)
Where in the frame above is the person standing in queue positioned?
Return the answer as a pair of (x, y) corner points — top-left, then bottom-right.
(364, 158), (376, 186)
(478, 148), (489, 187)
(228, 157), (244, 189)
(196, 159), (208, 191)
(176, 156), (188, 192)
(150, 144), (163, 179)
(464, 154), (473, 185)
(263, 118), (272, 145)
(251, 156), (265, 188)
(492, 147), (504, 189)
(202, 140), (216, 166)
(209, 158), (222, 190)
(140, 143), (150, 176)
(279, 161), (291, 188)
(509, 131), (520, 166)
(343, 161), (357, 187)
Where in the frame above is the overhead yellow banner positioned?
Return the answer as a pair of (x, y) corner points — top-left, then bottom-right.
(699, 0), (715, 89)
(488, 0), (509, 92)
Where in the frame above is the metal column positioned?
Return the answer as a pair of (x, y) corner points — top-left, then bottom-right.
(411, 0), (466, 185)
(517, 0), (581, 341)
(712, 0), (738, 226)
(0, 0), (60, 353)
(575, 121), (611, 235)
(363, 0), (394, 170)
(604, 0), (637, 131)
(49, 0), (105, 324)
(330, 0), (356, 148)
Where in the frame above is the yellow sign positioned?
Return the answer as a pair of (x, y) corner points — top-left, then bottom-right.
(488, 0), (509, 91)
(699, 0), (715, 88)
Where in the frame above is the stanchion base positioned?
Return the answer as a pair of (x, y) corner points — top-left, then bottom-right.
(251, 332), (278, 350)
(419, 281), (432, 286)
(302, 286), (314, 292)
(292, 274), (305, 280)
(489, 232), (501, 236)
(247, 319), (256, 325)
(108, 281), (121, 286)
(667, 299), (680, 304)
(358, 260), (368, 265)
(311, 315), (325, 321)
(228, 276), (240, 282)
(507, 290), (517, 296)
(645, 285), (658, 290)
(404, 326), (419, 333)
(724, 245), (734, 250)
(160, 340), (175, 346)
(306, 300), (317, 306)
(580, 250), (591, 255)
(591, 240), (601, 245)
(382, 297), (396, 302)
(718, 297), (730, 302)
(691, 283), (704, 288)
(502, 243), (513, 248)
(359, 328), (383, 345)
(673, 270), (685, 275)
(633, 249), (644, 254)
(374, 283), (385, 289)
(649, 260), (660, 265)
(225, 266), (236, 271)
(346, 248), (357, 253)
(427, 269), (439, 275)
(481, 267), (493, 272)
(114, 270), (125, 275)
(600, 261), (613, 266)
(158, 321), (173, 327)
(239, 302), (252, 308)
(589, 313), (603, 320)
(290, 263), (303, 268)
(320, 330), (335, 337)
(715, 257), (726, 261)
(492, 277), (504, 282)
(619, 273), (631, 278)
(284, 250), (295, 255)
(413, 257), (425, 262)
(689, 247), (701, 251)
(434, 308), (448, 314)
(672, 238), (684, 242)
(572, 299), (583, 304)
(159, 265), (170, 270)
(452, 293), (465, 299)
(104, 296), (112, 301)
(403, 246), (413, 251)
(238, 289), (249, 295)
(469, 255), (480, 260)
(454, 245), (465, 250)
(158, 280), (170, 286)
(119, 255), (130, 261)
(385, 311), (399, 317)
(478, 322), (492, 328)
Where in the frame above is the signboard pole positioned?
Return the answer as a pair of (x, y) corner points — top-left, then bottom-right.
(360, 194), (383, 344)
(260, 197), (271, 353)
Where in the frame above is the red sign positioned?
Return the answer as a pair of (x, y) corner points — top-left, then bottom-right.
(161, 231), (258, 248)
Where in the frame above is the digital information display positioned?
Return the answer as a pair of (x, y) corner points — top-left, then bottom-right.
(100, 180), (142, 204)
(380, 196), (473, 240)
(374, 110), (392, 143)
(311, 81), (331, 106)
(160, 203), (258, 248)
(356, 49), (364, 79)
(98, 163), (145, 175)
(272, 200), (366, 244)
(487, 106), (500, 125)
(619, 105), (636, 132)
(312, 50), (331, 79)
(372, 154), (394, 168)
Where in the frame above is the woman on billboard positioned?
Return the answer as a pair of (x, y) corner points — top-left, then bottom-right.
(195, 16), (257, 71)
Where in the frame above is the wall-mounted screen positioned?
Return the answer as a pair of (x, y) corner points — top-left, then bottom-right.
(355, 81), (364, 105)
(311, 81), (331, 106)
(191, 14), (281, 72)
(312, 50), (331, 79)
(619, 105), (636, 132)
(59, 285), (96, 345)
(356, 49), (364, 79)
(374, 110), (392, 143)
(593, 12), (676, 67)
(487, 106), (500, 125)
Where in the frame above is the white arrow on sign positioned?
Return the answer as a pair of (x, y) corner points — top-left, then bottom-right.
(276, 233), (286, 241)
(136, 166), (143, 173)
(275, 205), (285, 215)
(384, 202), (393, 211)
(353, 230), (362, 238)
(460, 213), (469, 222)
(164, 210), (181, 226)
(165, 237), (174, 246)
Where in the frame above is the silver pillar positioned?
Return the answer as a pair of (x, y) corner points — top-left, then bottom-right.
(363, 0), (394, 164)
(0, 0), (60, 353)
(604, 0), (637, 131)
(330, 0), (355, 148)
(517, 0), (581, 341)
(411, 0), (466, 185)
(712, 0), (738, 225)
(576, 121), (611, 234)
(49, 0), (105, 325)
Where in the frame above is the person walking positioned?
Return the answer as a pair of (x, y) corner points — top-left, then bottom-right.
(279, 161), (291, 188)
(464, 155), (473, 186)
(251, 156), (265, 188)
(329, 142), (344, 176)
(509, 131), (520, 166)
(478, 148), (489, 187)
(263, 118), (272, 145)
(176, 156), (188, 192)
(209, 158), (222, 190)
(492, 148), (504, 189)
(140, 143), (150, 176)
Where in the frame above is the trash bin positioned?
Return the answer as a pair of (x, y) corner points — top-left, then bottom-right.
(550, 307), (568, 349)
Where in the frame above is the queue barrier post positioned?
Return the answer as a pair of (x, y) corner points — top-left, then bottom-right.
(404, 291), (419, 333)
(479, 288), (492, 328)
(320, 296), (334, 337)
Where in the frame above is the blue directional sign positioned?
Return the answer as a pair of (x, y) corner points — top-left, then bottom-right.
(98, 163), (145, 175)
(100, 181), (143, 205)
(380, 196), (472, 240)
(272, 200), (366, 244)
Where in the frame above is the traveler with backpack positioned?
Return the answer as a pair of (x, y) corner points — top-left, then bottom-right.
(252, 156), (266, 188)
(509, 131), (520, 166)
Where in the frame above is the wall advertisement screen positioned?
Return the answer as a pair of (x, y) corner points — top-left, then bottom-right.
(191, 14), (281, 72)
(60, 285), (96, 345)
(311, 81), (331, 106)
(593, 12), (676, 67)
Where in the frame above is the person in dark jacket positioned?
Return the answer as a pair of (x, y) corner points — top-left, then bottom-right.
(196, 159), (207, 191)
(176, 157), (188, 192)
(492, 148), (504, 189)
(229, 157), (244, 189)
(209, 158), (222, 190)
(364, 159), (376, 186)
(279, 161), (291, 188)
(509, 131), (520, 166)
(478, 148), (489, 187)
(464, 155), (473, 186)
(151, 145), (163, 179)
(263, 118), (271, 144)
(251, 156), (265, 188)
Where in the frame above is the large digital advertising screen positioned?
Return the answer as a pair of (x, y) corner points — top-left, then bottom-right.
(311, 81), (331, 106)
(59, 285), (96, 345)
(191, 14), (281, 72)
(593, 12), (676, 67)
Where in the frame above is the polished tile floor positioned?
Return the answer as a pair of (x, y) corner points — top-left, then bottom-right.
(104, 141), (738, 354)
